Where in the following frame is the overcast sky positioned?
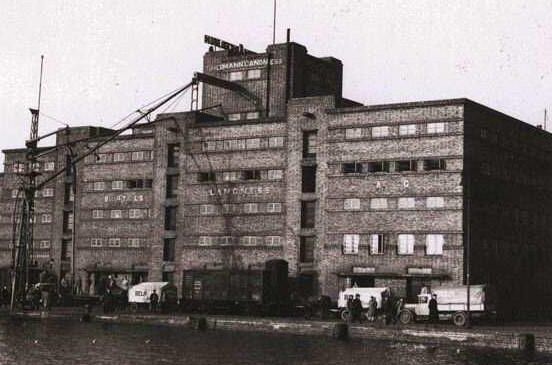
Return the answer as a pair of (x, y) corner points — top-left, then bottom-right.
(1, 0), (551, 167)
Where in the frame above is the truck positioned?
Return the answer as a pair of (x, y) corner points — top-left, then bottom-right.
(337, 287), (390, 321)
(398, 284), (495, 326)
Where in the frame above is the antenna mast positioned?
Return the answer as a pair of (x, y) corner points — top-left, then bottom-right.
(272, 0), (276, 45)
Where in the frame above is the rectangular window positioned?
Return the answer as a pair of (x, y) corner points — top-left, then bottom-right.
(302, 166), (316, 192)
(242, 170), (261, 180)
(398, 234), (415, 255)
(198, 172), (216, 182)
(241, 236), (259, 245)
(110, 210), (122, 219)
(300, 236), (315, 263)
(43, 161), (55, 171)
(301, 201), (316, 228)
(268, 169), (283, 180)
(129, 209), (144, 219)
(165, 207), (177, 230)
(366, 161), (390, 173)
(370, 234), (385, 255)
(265, 236), (281, 246)
(246, 69), (261, 79)
(371, 126), (389, 138)
(246, 138), (261, 149)
(398, 197), (415, 209)
(244, 203), (259, 214)
(131, 151), (145, 161)
(222, 171), (239, 181)
(93, 181), (105, 191)
(229, 71), (244, 81)
(163, 238), (176, 261)
(41, 214), (52, 223)
(342, 162), (363, 174)
(167, 144), (180, 168)
(344, 198), (361, 210)
(12, 162), (25, 173)
(202, 141), (216, 151)
(39, 240), (51, 249)
(269, 136), (284, 148)
(399, 124), (417, 136)
(92, 210), (103, 219)
(166, 175), (179, 198)
(218, 236), (233, 246)
(96, 153), (110, 163)
(370, 198), (388, 210)
(113, 152), (126, 162)
(427, 122), (445, 134)
(342, 234), (359, 255)
(228, 113), (241, 121)
(129, 238), (141, 248)
(198, 236), (211, 246)
(61, 239), (71, 260)
(345, 128), (363, 139)
(42, 188), (54, 197)
(426, 234), (444, 255)
(246, 111), (259, 120)
(423, 159), (446, 171)
(266, 202), (282, 213)
(200, 204), (216, 215)
(11, 189), (19, 199)
(426, 197), (445, 208)
(108, 238), (121, 247)
(91, 238), (103, 247)
(395, 160), (417, 172)
(303, 131), (317, 158)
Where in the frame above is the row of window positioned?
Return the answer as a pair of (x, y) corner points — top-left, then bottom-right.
(11, 161), (56, 173)
(197, 169), (283, 182)
(198, 235), (282, 246)
(341, 159), (446, 174)
(10, 187), (55, 199)
(201, 136), (284, 152)
(90, 237), (144, 248)
(199, 202), (282, 215)
(227, 111), (261, 122)
(85, 150), (153, 164)
(342, 122), (448, 140)
(341, 196), (448, 210)
(87, 179), (153, 192)
(228, 68), (262, 81)
(341, 234), (445, 255)
(91, 209), (150, 220)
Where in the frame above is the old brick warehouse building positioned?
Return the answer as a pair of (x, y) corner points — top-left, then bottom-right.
(2, 38), (551, 318)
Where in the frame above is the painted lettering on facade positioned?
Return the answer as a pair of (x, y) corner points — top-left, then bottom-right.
(104, 194), (145, 203)
(214, 58), (283, 71)
(208, 186), (271, 196)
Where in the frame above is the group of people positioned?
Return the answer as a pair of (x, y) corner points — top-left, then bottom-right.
(347, 294), (405, 324)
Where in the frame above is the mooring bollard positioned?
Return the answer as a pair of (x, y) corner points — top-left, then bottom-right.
(333, 323), (349, 340)
(518, 333), (535, 353)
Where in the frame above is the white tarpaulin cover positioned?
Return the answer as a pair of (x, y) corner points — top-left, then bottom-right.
(128, 282), (169, 303)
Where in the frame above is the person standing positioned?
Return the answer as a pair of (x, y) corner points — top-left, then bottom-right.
(428, 294), (439, 323)
(367, 296), (377, 322)
(351, 294), (363, 323)
(394, 298), (404, 324)
(149, 289), (159, 313)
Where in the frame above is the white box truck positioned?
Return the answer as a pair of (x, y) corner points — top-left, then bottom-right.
(399, 284), (495, 326)
(337, 287), (389, 321)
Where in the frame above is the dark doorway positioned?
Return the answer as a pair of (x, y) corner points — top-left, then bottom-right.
(350, 276), (374, 288)
(406, 278), (430, 302)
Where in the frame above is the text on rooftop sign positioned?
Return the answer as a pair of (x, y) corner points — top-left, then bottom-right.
(214, 58), (283, 71)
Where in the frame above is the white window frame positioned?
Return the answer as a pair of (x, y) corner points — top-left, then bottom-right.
(246, 138), (261, 149)
(426, 234), (444, 255)
(244, 203), (258, 214)
(111, 180), (124, 190)
(39, 240), (51, 249)
(344, 198), (361, 211)
(268, 136), (284, 148)
(41, 214), (52, 223)
(399, 124), (417, 136)
(42, 188), (54, 197)
(43, 161), (55, 171)
(110, 210), (123, 219)
(246, 69), (261, 79)
(227, 113), (241, 121)
(345, 128), (363, 139)
(229, 71), (244, 81)
(93, 182), (105, 191)
(91, 238), (103, 247)
(370, 234), (385, 255)
(198, 236), (212, 246)
(129, 238), (141, 248)
(398, 197), (415, 209)
(108, 238), (121, 247)
(11, 189), (19, 199)
(265, 236), (281, 245)
(113, 152), (126, 162)
(427, 122), (445, 134)
(397, 234), (415, 255)
(245, 111), (259, 120)
(268, 169), (283, 180)
(129, 209), (143, 219)
(342, 234), (360, 255)
(92, 210), (103, 219)
(131, 151), (145, 161)
(370, 198), (388, 210)
(266, 202), (282, 213)
(200, 204), (216, 215)
(426, 197), (445, 208)
(371, 126), (389, 138)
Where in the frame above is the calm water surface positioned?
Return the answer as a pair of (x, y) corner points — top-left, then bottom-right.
(0, 318), (550, 365)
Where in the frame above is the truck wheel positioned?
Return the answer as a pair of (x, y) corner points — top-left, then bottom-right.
(399, 310), (414, 324)
(340, 309), (351, 321)
(453, 311), (467, 327)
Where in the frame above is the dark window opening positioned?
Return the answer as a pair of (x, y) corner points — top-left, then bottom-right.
(162, 271), (174, 283)
(65, 155), (73, 176)
(64, 183), (73, 203)
(423, 159), (447, 171)
(366, 161), (390, 173)
(396, 160), (417, 172)
(342, 162), (363, 174)
(61, 239), (71, 261)
(198, 172), (216, 182)
(302, 166), (316, 193)
(303, 131), (317, 158)
(300, 237), (315, 263)
(242, 170), (261, 180)
(126, 179), (153, 189)
(166, 175), (179, 198)
(165, 207), (177, 230)
(63, 212), (73, 232)
(167, 144), (180, 168)
(163, 238), (176, 262)
(301, 201), (316, 228)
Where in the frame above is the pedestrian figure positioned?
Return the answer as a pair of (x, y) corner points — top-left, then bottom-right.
(367, 296), (377, 322)
(394, 298), (404, 324)
(428, 294), (438, 323)
(1, 286), (10, 309)
(351, 294), (363, 323)
(149, 290), (159, 313)
(345, 295), (354, 322)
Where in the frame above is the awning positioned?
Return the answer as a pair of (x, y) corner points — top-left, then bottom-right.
(335, 272), (449, 279)
(84, 264), (149, 273)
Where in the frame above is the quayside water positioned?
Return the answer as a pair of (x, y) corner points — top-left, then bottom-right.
(0, 318), (551, 365)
